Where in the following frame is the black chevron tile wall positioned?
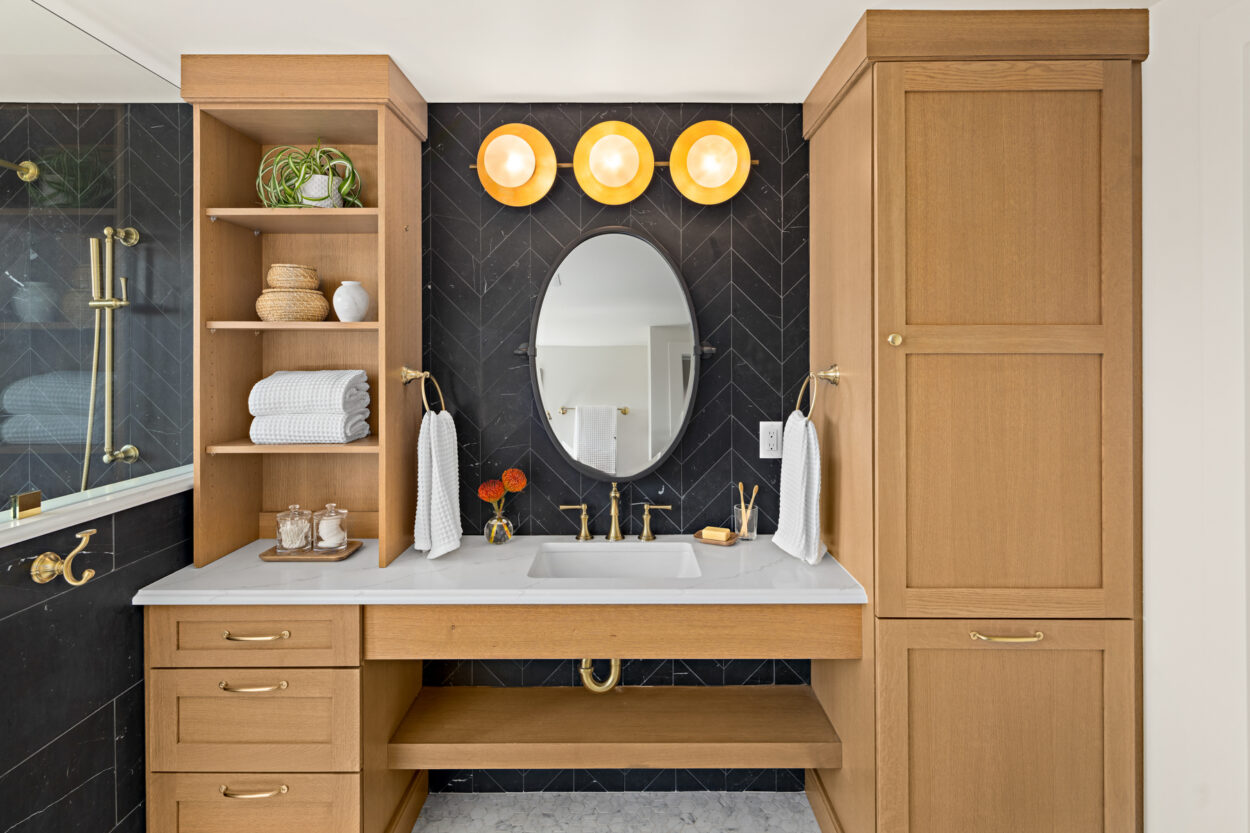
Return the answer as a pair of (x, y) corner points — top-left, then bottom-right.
(0, 104), (193, 507)
(422, 103), (810, 793)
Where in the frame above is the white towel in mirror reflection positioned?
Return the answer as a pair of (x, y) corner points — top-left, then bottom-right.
(573, 405), (618, 475)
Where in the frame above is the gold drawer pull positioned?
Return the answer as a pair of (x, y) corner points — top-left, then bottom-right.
(218, 680), (288, 693)
(220, 784), (288, 799)
(222, 629), (290, 642)
(970, 631), (1044, 643)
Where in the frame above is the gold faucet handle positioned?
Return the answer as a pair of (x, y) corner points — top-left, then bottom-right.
(638, 504), (672, 541)
(559, 504), (593, 541)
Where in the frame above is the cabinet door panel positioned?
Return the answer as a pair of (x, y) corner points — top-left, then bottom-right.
(877, 619), (1138, 833)
(876, 60), (1139, 617)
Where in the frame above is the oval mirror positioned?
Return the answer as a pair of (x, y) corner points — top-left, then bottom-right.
(530, 227), (699, 480)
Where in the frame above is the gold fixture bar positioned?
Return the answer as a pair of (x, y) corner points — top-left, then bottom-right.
(969, 631), (1045, 643)
(220, 784), (288, 799)
(0, 158), (39, 181)
(470, 159), (759, 170)
(29, 529), (96, 586)
(218, 680), (289, 693)
(222, 629), (290, 642)
(92, 227), (140, 468)
(559, 406), (628, 415)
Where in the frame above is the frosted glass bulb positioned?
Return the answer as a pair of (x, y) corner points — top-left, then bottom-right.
(483, 134), (536, 188)
(589, 134), (640, 188)
(688, 134), (737, 189)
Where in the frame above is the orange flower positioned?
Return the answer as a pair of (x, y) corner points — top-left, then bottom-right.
(478, 480), (505, 503)
(501, 468), (527, 493)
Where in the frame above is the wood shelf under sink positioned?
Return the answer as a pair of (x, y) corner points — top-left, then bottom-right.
(387, 685), (842, 770)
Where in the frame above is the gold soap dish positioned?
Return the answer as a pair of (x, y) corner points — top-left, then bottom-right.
(260, 539), (362, 562)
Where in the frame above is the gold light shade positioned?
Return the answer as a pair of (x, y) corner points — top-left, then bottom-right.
(574, 121), (654, 205)
(670, 121), (750, 205)
(477, 124), (557, 207)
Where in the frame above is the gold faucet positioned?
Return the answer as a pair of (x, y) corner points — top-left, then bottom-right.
(559, 503), (593, 541)
(606, 482), (623, 541)
(639, 504), (672, 541)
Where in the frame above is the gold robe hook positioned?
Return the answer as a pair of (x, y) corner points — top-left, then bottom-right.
(30, 529), (97, 586)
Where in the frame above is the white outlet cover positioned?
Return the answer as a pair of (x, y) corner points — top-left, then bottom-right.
(759, 421), (783, 459)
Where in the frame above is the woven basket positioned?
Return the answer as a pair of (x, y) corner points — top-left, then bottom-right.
(266, 263), (319, 290)
(256, 288), (329, 322)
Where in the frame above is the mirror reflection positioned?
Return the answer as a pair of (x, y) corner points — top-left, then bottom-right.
(533, 230), (697, 479)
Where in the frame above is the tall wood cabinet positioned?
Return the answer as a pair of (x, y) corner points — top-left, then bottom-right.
(802, 12), (1147, 833)
(182, 56), (426, 568)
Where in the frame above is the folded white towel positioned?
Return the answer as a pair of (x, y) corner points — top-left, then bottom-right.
(772, 410), (824, 565)
(0, 414), (101, 444)
(248, 369), (370, 416)
(413, 410), (462, 558)
(2, 371), (100, 415)
(249, 410), (370, 444)
(573, 406), (617, 475)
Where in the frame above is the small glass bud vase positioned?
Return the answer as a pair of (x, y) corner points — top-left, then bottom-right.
(483, 509), (514, 545)
(275, 504), (312, 553)
(313, 503), (349, 553)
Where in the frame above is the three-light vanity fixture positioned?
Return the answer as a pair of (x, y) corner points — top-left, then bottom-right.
(475, 120), (753, 207)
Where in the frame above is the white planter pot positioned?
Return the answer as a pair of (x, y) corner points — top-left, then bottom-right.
(300, 174), (344, 208)
(333, 281), (370, 322)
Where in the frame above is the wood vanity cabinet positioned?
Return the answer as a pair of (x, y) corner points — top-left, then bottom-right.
(803, 11), (1147, 833)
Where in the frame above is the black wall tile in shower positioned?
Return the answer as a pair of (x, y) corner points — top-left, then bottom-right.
(0, 492), (192, 833)
(422, 103), (810, 795)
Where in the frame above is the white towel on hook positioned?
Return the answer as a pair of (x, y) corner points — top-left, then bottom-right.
(247, 369), (370, 416)
(772, 410), (825, 565)
(249, 410), (370, 444)
(573, 406), (617, 475)
(414, 408), (461, 559)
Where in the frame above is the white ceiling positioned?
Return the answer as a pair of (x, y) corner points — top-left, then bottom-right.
(18, 0), (1160, 104)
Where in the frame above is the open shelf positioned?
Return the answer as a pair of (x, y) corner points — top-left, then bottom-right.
(387, 686), (842, 770)
(205, 437), (379, 455)
(206, 320), (379, 332)
(207, 207), (378, 234)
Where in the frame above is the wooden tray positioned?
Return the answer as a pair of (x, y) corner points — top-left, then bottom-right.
(693, 530), (739, 547)
(260, 539), (363, 562)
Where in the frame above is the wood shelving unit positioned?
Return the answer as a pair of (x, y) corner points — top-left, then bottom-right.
(186, 56), (426, 567)
(387, 686), (842, 770)
(206, 207), (380, 234)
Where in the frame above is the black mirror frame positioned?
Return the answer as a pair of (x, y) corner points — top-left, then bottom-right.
(527, 225), (701, 483)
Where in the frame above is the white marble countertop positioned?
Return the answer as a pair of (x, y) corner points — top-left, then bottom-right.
(132, 535), (867, 606)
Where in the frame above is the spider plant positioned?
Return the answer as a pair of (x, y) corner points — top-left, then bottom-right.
(255, 140), (363, 208)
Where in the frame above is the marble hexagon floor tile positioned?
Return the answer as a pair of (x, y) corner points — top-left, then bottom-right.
(410, 792), (822, 832)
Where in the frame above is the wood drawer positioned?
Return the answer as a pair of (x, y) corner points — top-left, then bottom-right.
(148, 668), (361, 772)
(876, 618), (1139, 832)
(146, 605), (360, 667)
(148, 772), (360, 833)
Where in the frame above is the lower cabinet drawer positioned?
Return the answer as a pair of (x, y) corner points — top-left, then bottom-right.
(148, 772), (360, 833)
(876, 618), (1139, 833)
(148, 668), (361, 772)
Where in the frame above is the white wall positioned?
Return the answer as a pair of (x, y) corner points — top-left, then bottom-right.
(1143, 1), (1250, 828)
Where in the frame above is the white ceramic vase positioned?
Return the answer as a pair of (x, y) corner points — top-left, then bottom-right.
(333, 281), (370, 322)
(299, 174), (344, 208)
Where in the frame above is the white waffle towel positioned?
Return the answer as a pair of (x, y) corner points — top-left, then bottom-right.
(772, 410), (824, 565)
(413, 409), (461, 559)
(249, 410), (370, 444)
(0, 414), (101, 444)
(248, 369), (370, 416)
(573, 406), (617, 475)
(1, 371), (98, 415)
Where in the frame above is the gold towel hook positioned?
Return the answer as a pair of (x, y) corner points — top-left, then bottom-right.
(795, 365), (840, 418)
(30, 528), (97, 586)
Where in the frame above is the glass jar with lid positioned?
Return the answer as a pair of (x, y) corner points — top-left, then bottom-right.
(275, 504), (312, 553)
(313, 503), (349, 553)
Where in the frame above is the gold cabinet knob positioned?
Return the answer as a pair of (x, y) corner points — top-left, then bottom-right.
(886, 333), (903, 347)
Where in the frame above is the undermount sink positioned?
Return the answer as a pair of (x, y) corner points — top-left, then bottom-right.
(527, 541), (702, 580)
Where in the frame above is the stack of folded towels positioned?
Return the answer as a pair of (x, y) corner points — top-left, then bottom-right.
(248, 369), (370, 444)
(0, 371), (102, 445)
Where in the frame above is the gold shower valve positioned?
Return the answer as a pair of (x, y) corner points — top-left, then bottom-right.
(30, 529), (97, 586)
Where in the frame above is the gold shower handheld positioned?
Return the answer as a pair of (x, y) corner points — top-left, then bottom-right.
(0, 158), (39, 182)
